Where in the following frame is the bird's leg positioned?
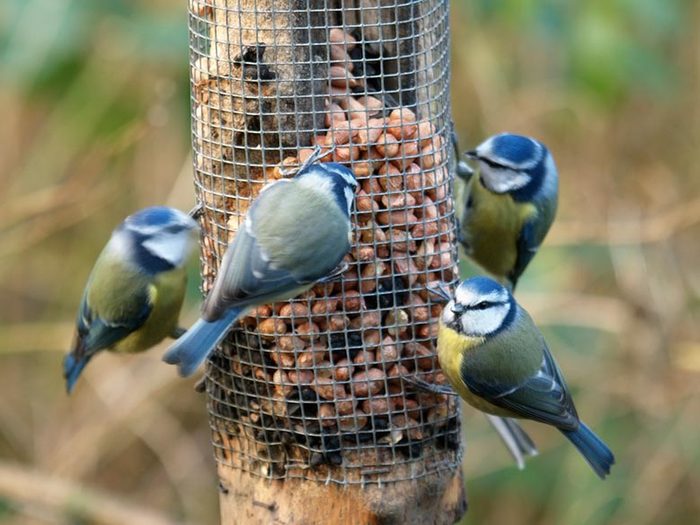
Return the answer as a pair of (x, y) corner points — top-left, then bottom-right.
(188, 203), (204, 220)
(281, 145), (337, 177)
(193, 376), (207, 393)
(401, 374), (458, 396)
(426, 281), (453, 303)
(451, 125), (474, 182)
(171, 327), (187, 338)
(316, 260), (350, 283)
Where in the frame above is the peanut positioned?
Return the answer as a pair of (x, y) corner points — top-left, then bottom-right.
(329, 28), (357, 50)
(387, 108), (417, 140)
(258, 317), (287, 338)
(374, 133), (400, 158)
(318, 403), (337, 427)
(338, 410), (368, 432)
(296, 321), (320, 341)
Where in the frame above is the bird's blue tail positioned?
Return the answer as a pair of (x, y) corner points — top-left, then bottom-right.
(561, 422), (615, 479)
(162, 308), (242, 377)
(63, 352), (90, 394)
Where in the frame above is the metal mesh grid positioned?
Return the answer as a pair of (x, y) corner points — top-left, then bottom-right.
(189, 0), (461, 485)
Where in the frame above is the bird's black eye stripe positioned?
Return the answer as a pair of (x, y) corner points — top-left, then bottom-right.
(467, 301), (494, 310)
(164, 224), (184, 234)
(476, 156), (508, 170)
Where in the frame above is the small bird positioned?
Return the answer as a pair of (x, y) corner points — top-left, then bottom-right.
(163, 162), (358, 377)
(459, 133), (558, 289)
(64, 206), (199, 393)
(437, 277), (615, 478)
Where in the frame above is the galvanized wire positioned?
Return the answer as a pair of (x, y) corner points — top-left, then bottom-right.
(189, 0), (461, 485)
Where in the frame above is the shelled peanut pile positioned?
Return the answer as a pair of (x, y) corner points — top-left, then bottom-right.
(196, 26), (461, 477)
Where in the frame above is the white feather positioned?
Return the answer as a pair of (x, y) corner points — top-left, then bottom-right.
(324, 164), (358, 188)
(297, 171), (335, 197)
(477, 135), (541, 170)
(344, 186), (354, 215)
(460, 303), (510, 336)
(454, 286), (508, 307)
(479, 163), (532, 194)
(106, 228), (132, 258)
(142, 231), (194, 268)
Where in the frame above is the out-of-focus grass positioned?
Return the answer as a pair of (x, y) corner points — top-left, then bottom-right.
(0, 1), (215, 524)
(0, 1), (698, 524)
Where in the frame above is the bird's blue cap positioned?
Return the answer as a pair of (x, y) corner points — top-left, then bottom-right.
(298, 162), (357, 187)
(126, 206), (186, 228)
(489, 133), (542, 166)
(458, 276), (510, 298)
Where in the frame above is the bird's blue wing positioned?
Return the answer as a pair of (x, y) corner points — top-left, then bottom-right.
(65, 288), (153, 392)
(202, 181), (349, 321)
(463, 344), (579, 431)
(509, 221), (538, 288)
(73, 287), (153, 356)
(201, 225), (311, 320)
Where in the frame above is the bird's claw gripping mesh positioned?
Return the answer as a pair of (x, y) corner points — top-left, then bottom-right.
(190, 0), (461, 485)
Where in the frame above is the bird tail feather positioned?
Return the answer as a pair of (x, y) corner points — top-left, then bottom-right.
(561, 422), (615, 479)
(485, 415), (538, 470)
(162, 308), (242, 377)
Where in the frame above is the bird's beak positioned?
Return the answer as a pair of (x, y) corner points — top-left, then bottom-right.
(456, 160), (474, 182)
(451, 303), (465, 315)
(465, 150), (479, 160)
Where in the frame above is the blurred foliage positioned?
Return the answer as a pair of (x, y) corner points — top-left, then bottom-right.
(0, 0), (698, 524)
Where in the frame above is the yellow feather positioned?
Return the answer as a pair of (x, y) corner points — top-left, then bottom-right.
(462, 179), (537, 281)
(437, 324), (512, 416)
(112, 269), (186, 354)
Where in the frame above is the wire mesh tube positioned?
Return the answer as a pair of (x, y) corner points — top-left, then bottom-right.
(189, 0), (463, 509)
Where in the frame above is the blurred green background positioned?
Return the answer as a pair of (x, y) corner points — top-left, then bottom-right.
(1, 1), (698, 524)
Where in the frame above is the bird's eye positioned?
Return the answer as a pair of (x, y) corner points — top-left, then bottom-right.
(474, 301), (491, 310)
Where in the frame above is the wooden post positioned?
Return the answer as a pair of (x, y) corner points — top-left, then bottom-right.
(218, 464), (466, 525)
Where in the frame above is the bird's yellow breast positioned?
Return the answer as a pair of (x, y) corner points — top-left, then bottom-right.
(462, 179), (536, 280)
(437, 325), (483, 402)
(437, 324), (512, 416)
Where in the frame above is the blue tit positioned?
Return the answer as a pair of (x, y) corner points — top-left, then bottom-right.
(163, 162), (358, 377)
(420, 283), (537, 470)
(438, 277), (615, 478)
(459, 133), (558, 289)
(64, 207), (199, 393)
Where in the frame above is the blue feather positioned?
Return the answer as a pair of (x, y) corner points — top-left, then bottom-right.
(63, 352), (90, 394)
(127, 206), (181, 228)
(162, 307), (243, 377)
(490, 134), (540, 166)
(561, 422), (615, 479)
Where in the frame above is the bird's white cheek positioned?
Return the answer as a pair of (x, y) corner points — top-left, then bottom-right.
(461, 305), (509, 336)
(441, 301), (456, 325)
(143, 233), (189, 267)
(480, 164), (531, 193)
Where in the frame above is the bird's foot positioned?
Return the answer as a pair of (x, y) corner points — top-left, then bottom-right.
(281, 145), (337, 177)
(188, 203), (204, 220)
(401, 374), (457, 396)
(317, 261), (350, 283)
(426, 281), (453, 303)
